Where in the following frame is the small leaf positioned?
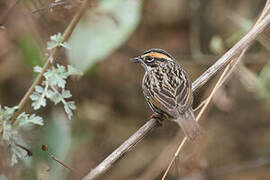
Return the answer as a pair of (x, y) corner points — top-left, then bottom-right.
(11, 144), (26, 166)
(46, 89), (55, 99)
(30, 92), (46, 110)
(2, 121), (12, 142)
(47, 33), (70, 50)
(35, 85), (44, 93)
(49, 91), (62, 104)
(4, 106), (18, 116)
(33, 66), (43, 73)
(28, 114), (44, 126)
(61, 90), (72, 99)
(60, 42), (71, 50)
(30, 93), (40, 101)
(67, 101), (76, 110)
(16, 113), (43, 126)
(64, 104), (72, 120)
(47, 41), (58, 50)
(63, 101), (76, 120)
(44, 65), (68, 88)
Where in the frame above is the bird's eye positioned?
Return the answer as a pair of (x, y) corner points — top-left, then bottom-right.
(145, 56), (154, 63)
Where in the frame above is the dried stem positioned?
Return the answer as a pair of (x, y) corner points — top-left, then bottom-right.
(81, 12), (270, 180)
(10, 0), (90, 123)
(161, 3), (270, 178)
(162, 51), (245, 180)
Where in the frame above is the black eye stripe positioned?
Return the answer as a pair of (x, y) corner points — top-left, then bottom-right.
(144, 56), (154, 62)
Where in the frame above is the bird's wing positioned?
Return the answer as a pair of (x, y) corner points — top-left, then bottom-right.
(146, 62), (193, 114)
(174, 65), (193, 113)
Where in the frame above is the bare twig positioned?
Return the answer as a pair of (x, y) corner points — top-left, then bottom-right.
(162, 3), (270, 178)
(32, 1), (70, 14)
(41, 144), (83, 178)
(82, 13), (270, 180)
(10, 0), (91, 123)
(82, 119), (159, 180)
(162, 51), (245, 180)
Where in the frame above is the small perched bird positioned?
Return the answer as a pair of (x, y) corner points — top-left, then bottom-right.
(131, 49), (200, 140)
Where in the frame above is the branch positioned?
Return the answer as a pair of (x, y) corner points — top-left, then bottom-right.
(161, 3), (270, 178)
(162, 51), (245, 180)
(82, 13), (270, 180)
(11, 0), (91, 123)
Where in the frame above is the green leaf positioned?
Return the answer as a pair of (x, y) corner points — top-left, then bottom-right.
(0, 106), (18, 122)
(64, 101), (76, 120)
(2, 121), (13, 142)
(47, 33), (70, 50)
(61, 90), (72, 99)
(33, 66), (43, 73)
(44, 65), (68, 88)
(11, 144), (27, 166)
(35, 85), (44, 93)
(30, 91), (46, 110)
(5, 106), (18, 115)
(68, 0), (142, 72)
(16, 113), (43, 126)
(48, 91), (62, 104)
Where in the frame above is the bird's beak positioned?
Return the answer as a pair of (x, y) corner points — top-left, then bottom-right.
(130, 56), (142, 63)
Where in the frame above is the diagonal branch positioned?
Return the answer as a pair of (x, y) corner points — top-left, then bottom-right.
(161, 2), (270, 178)
(10, 0), (91, 123)
(82, 13), (270, 180)
(162, 51), (245, 180)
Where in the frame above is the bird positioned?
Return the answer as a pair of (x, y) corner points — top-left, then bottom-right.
(131, 48), (201, 140)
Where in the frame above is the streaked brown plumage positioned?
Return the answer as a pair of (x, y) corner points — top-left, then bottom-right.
(131, 49), (200, 140)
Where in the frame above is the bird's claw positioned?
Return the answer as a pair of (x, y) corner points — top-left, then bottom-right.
(151, 113), (163, 127)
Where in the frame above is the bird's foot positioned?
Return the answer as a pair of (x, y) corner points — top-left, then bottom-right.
(151, 113), (163, 127)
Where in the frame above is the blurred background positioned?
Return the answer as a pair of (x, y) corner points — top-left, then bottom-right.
(0, 0), (270, 179)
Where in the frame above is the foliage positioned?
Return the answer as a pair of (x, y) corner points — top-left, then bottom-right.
(0, 106), (43, 165)
(30, 64), (82, 120)
(0, 31), (82, 165)
(47, 33), (70, 50)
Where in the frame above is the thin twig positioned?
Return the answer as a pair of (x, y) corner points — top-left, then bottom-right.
(161, 51), (245, 180)
(50, 155), (83, 178)
(82, 119), (159, 180)
(81, 13), (270, 180)
(162, 3), (270, 178)
(32, 1), (69, 14)
(10, 0), (90, 123)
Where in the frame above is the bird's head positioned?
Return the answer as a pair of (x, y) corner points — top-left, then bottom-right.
(131, 49), (174, 72)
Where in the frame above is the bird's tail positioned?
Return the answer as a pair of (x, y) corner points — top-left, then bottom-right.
(174, 108), (201, 140)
